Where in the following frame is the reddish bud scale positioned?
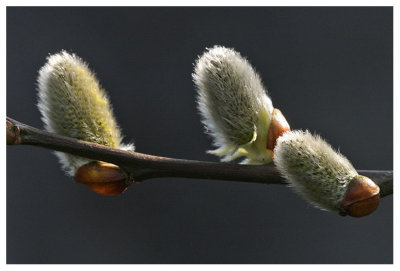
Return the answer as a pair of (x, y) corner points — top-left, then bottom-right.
(74, 161), (133, 196)
(267, 108), (291, 152)
(339, 175), (380, 217)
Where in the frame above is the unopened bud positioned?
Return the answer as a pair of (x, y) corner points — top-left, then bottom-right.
(74, 161), (133, 196)
(339, 175), (380, 217)
(6, 120), (20, 145)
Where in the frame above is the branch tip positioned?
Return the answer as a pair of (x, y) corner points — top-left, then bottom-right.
(6, 120), (21, 145)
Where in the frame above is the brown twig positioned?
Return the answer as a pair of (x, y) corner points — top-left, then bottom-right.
(6, 117), (393, 198)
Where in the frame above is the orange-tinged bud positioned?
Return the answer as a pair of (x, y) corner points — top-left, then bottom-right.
(339, 175), (380, 217)
(74, 161), (133, 196)
(267, 108), (290, 151)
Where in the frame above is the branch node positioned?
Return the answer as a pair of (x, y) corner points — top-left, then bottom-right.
(6, 120), (21, 145)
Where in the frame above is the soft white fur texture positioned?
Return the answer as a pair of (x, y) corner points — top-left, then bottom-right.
(274, 130), (358, 211)
(193, 46), (274, 164)
(37, 51), (134, 176)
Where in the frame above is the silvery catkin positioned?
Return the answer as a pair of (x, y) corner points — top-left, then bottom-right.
(193, 46), (274, 164)
(37, 51), (134, 176)
(274, 130), (362, 212)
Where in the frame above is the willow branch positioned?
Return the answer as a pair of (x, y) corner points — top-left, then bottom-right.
(6, 117), (393, 198)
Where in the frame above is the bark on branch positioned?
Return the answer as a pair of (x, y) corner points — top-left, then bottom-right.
(6, 117), (393, 198)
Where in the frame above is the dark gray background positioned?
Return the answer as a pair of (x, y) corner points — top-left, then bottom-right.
(7, 7), (393, 263)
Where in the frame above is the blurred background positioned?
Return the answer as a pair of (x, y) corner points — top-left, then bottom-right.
(7, 7), (393, 263)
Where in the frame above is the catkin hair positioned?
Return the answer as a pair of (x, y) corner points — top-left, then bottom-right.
(37, 50), (134, 175)
(193, 45), (274, 163)
(274, 130), (358, 211)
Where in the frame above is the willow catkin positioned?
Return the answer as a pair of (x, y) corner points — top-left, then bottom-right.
(274, 130), (359, 211)
(193, 46), (274, 164)
(37, 51), (134, 176)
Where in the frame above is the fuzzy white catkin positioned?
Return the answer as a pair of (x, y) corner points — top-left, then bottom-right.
(37, 51), (134, 176)
(193, 46), (274, 164)
(273, 130), (358, 211)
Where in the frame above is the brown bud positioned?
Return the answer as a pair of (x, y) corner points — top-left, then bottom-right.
(7, 120), (20, 145)
(339, 175), (380, 217)
(267, 108), (291, 151)
(74, 161), (133, 196)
